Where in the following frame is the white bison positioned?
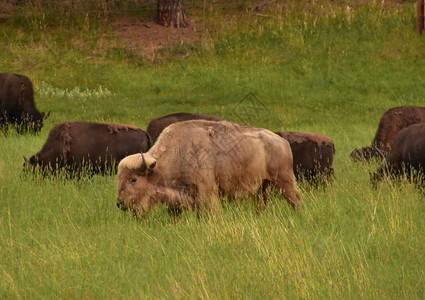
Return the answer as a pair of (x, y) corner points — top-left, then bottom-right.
(117, 120), (301, 218)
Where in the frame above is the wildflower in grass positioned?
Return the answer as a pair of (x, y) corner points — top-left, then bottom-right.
(36, 82), (112, 101)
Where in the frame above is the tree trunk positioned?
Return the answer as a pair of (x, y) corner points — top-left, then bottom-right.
(157, 0), (188, 28)
(418, 0), (424, 34)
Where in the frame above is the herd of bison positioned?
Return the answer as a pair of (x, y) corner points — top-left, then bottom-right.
(1, 72), (425, 217)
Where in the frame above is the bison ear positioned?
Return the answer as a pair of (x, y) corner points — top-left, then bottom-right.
(144, 154), (156, 171)
(139, 153), (156, 174)
(144, 154), (156, 175)
(148, 161), (156, 169)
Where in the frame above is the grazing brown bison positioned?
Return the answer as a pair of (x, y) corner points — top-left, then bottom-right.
(372, 123), (425, 187)
(275, 131), (335, 186)
(26, 121), (151, 176)
(351, 106), (425, 161)
(0, 73), (48, 133)
(117, 120), (301, 218)
(147, 112), (224, 144)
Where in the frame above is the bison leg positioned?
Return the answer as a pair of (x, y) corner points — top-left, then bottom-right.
(167, 206), (182, 221)
(371, 163), (395, 189)
(255, 180), (271, 214)
(274, 173), (301, 210)
(194, 184), (220, 218)
(325, 168), (335, 185)
(0, 122), (8, 133)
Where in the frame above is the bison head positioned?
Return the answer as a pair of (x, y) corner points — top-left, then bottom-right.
(34, 111), (50, 133)
(20, 111), (50, 134)
(350, 145), (387, 162)
(116, 152), (157, 217)
(23, 155), (44, 174)
(23, 152), (65, 175)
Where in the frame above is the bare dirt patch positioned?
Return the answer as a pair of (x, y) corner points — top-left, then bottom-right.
(108, 0), (408, 59)
(110, 17), (202, 59)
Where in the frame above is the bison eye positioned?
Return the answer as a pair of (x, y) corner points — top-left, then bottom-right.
(130, 178), (137, 184)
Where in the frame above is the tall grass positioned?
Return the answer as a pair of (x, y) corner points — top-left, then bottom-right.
(1, 0), (425, 298)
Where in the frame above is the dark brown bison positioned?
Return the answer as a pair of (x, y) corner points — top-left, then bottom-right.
(117, 120), (301, 218)
(147, 112), (224, 144)
(351, 106), (425, 160)
(372, 123), (425, 186)
(0, 73), (48, 133)
(26, 121), (151, 176)
(275, 131), (335, 186)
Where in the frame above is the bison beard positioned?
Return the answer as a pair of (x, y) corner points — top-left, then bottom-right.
(117, 120), (301, 219)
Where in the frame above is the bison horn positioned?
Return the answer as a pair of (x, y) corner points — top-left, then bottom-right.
(140, 152), (147, 171)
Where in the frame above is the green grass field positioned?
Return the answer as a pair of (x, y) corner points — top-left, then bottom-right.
(1, 1), (425, 298)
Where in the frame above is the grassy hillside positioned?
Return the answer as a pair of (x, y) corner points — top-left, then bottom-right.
(1, 1), (425, 298)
